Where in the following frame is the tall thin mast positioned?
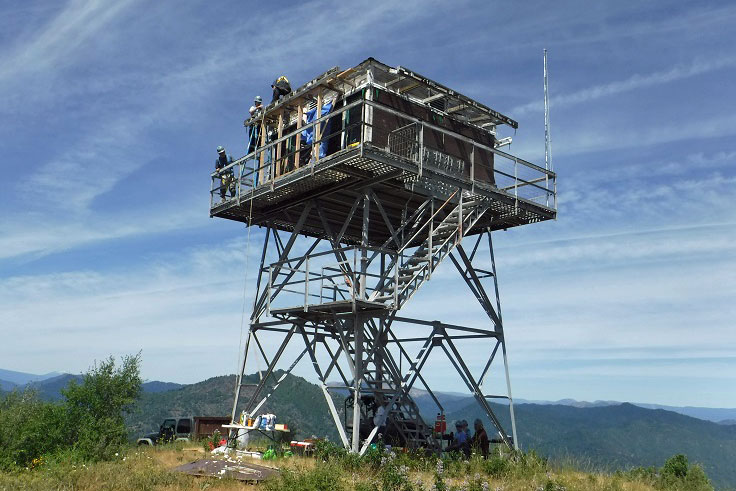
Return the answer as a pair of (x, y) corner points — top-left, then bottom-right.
(543, 49), (552, 173)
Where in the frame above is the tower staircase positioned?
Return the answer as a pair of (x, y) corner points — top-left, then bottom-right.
(344, 320), (438, 450)
(370, 194), (491, 309)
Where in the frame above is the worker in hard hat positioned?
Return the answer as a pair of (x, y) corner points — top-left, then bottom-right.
(271, 76), (291, 103)
(249, 95), (263, 118)
(215, 146), (235, 202)
(248, 96), (263, 154)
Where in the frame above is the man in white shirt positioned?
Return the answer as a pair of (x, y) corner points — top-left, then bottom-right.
(249, 95), (263, 118)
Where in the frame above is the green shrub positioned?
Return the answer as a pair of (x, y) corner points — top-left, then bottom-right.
(656, 454), (712, 491)
(661, 453), (689, 479)
(625, 454), (712, 491)
(482, 454), (510, 477)
(512, 449), (548, 478)
(0, 390), (68, 469)
(264, 462), (346, 491)
(0, 353), (142, 469)
(314, 439), (348, 462)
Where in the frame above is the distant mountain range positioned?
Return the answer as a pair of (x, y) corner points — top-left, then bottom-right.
(0, 369), (183, 400)
(0, 368), (60, 389)
(410, 389), (736, 426)
(3, 368), (735, 425)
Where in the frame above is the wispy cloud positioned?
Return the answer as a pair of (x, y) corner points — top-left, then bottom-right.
(512, 56), (736, 116)
(0, 201), (207, 261)
(0, 0), (139, 81)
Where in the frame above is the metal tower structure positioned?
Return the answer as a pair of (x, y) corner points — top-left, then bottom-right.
(210, 58), (556, 454)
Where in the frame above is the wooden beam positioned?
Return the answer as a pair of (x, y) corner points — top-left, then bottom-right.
(446, 104), (467, 114)
(336, 67), (356, 78)
(295, 103), (303, 169)
(421, 93), (445, 104)
(257, 119), (267, 185)
(385, 76), (403, 87)
(399, 81), (421, 94)
(313, 90), (322, 165)
(276, 112), (284, 177)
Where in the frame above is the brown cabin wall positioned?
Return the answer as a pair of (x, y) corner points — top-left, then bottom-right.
(372, 89), (495, 185)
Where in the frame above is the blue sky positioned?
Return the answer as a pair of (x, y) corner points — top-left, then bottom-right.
(1, 1), (734, 408)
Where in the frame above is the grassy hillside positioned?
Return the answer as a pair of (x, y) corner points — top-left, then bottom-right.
(125, 371), (341, 442)
(447, 401), (736, 489)
(0, 440), (714, 491)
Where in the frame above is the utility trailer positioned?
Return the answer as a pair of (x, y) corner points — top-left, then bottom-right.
(136, 416), (229, 445)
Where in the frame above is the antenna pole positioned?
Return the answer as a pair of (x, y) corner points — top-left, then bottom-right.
(543, 49), (552, 173)
(543, 49), (553, 208)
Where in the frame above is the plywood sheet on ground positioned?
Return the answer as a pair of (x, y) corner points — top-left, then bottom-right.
(172, 458), (278, 482)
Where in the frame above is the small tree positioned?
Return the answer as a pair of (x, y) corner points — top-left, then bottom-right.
(658, 454), (712, 491)
(62, 353), (142, 461)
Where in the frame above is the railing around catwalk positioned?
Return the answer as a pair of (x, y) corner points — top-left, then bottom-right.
(266, 246), (400, 314)
(210, 90), (556, 212)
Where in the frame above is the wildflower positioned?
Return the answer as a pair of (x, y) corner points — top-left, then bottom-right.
(435, 458), (444, 476)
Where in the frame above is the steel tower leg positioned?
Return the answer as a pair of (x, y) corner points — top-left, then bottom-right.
(489, 230), (519, 450)
(352, 315), (363, 452)
(445, 229), (519, 450)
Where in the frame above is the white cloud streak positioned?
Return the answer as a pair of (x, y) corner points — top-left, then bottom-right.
(512, 56), (736, 116)
(0, 0), (139, 81)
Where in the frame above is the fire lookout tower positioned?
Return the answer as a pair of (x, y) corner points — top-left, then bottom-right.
(210, 58), (556, 454)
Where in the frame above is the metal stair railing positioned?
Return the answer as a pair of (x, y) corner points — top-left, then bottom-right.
(370, 198), (490, 309)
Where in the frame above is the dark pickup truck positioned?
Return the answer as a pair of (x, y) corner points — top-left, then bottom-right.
(137, 416), (229, 445)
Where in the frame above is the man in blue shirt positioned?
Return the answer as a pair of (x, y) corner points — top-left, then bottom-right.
(447, 420), (470, 457)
